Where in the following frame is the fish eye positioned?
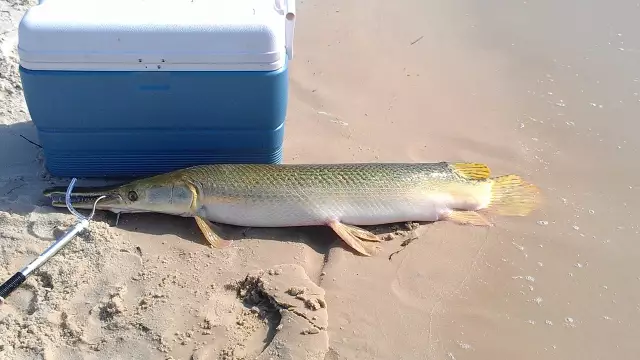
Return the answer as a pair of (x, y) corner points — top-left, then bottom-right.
(127, 191), (139, 202)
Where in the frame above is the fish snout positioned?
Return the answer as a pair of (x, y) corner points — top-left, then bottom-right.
(43, 185), (124, 210)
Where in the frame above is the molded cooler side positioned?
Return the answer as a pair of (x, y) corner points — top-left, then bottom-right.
(19, 65), (288, 178)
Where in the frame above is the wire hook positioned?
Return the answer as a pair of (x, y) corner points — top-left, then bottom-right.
(65, 178), (106, 221)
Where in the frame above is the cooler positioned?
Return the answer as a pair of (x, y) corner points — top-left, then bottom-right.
(17, 0), (296, 178)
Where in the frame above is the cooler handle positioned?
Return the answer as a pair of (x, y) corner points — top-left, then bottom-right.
(283, 0), (296, 60)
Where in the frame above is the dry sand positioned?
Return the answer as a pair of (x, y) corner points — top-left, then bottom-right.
(2, 0), (640, 359)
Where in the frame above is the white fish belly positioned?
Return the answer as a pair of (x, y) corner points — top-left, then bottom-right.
(202, 196), (450, 228)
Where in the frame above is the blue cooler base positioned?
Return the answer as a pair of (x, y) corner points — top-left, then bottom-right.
(42, 147), (284, 178)
(19, 65), (288, 178)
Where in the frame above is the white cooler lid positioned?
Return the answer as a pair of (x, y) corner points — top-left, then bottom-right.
(18, 0), (296, 71)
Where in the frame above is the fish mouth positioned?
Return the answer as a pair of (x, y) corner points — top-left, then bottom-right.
(43, 184), (125, 210)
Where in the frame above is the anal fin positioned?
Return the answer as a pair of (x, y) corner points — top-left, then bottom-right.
(195, 216), (232, 248)
(328, 220), (381, 256)
(446, 210), (493, 226)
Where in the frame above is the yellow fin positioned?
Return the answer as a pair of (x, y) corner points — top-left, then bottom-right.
(488, 175), (541, 216)
(341, 223), (381, 242)
(195, 216), (232, 248)
(451, 162), (491, 180)
(186, 180), (232, 248)
(447, 210), (493, 226)
(328, 221), (381, 256)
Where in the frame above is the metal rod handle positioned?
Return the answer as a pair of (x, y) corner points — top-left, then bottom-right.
(0, 273), (26, 303)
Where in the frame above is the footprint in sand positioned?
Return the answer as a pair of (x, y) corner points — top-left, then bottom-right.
(192, 264), (329, 360)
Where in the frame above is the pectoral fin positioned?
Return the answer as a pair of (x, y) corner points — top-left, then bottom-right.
(185, 181), (230, 248)
(195, 216), (232, 248)
(446, 210), (493, 226)
(328, 220), (381, 256)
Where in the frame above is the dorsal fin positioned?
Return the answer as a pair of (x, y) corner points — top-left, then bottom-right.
(450, 162), (491, 180)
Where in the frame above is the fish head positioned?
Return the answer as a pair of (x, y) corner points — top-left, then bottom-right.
(43, 175), (194, 216)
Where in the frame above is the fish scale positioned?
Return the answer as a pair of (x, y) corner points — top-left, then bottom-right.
(185, 163), (455, 198)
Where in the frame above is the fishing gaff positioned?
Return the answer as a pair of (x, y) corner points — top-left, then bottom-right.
(0, 178), (105, 304)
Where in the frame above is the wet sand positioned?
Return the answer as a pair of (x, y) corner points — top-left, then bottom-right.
(1, 0), (639, 359)
(429, 1), (640, 359)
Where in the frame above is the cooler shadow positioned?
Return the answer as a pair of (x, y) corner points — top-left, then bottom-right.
(0, 120), (42, 175)
(0, 121), (49, 216)
(0, 121), (128, 218)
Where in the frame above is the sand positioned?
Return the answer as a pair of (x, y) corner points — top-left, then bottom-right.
(2, 0), (640, 359)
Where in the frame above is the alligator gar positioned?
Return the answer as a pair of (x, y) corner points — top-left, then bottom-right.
(43, 162), (541, 256)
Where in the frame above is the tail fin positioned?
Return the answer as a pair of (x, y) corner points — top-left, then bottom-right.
(487, 175), (541, 216)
